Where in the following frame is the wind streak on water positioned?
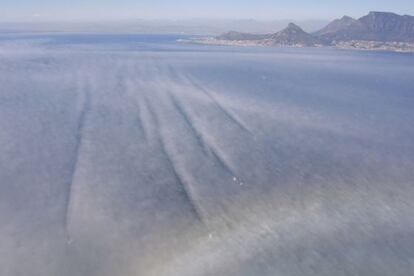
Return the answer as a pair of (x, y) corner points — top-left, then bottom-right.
(141, 87), (206, 224)
(63, 75), (91, 242)
(0, 36), (414, 276)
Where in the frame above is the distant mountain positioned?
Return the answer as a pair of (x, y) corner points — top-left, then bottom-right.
(0, 19), (329, 36)
(317, 11), (414, 42)
(314, 16), (358, 36)
(209, 11), (414, 52)
(358, 12), (414, 41)
(216, 31), (270, 41)
(270, 23), (323, 46)
(216, 23), (323, 46)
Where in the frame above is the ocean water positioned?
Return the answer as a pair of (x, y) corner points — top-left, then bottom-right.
(1, 34), (414, 276)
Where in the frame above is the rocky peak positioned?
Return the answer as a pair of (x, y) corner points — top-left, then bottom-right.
(341, 15), (355, 21)
(270, 23), (323, 46)
(366, 11), (399, 17)
(285, 23), (304, 32)
(360, 11), (401, 25)
(358, 11), (414, 41)
(314, 15), (357, 36)
(316, 11), (414, 42)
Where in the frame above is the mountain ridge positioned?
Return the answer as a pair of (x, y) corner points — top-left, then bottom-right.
(206, 11), (414, 51)
(216, 22), (324, 46)
(270, 23), (323, 46)
(314, 16), (358, 36)
(216, 31), (270, 41)
(320, 11), (414, 42)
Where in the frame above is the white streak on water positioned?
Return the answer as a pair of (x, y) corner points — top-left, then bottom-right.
(1, 36), (414, 276)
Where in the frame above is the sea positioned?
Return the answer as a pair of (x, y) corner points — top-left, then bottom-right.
(1, 33), (414, 276)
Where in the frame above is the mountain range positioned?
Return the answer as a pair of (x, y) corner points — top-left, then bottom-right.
(0, 19), (329, 35)
(215, 11), (414, 48)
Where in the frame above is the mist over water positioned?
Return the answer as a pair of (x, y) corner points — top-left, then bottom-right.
(1, 34), (414, 276)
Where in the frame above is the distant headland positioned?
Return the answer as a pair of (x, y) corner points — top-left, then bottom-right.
(192, 12), (414, 52)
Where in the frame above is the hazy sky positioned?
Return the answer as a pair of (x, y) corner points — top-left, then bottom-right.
(1, 0), (414, 22)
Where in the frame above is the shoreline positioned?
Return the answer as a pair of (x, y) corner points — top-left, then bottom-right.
(183, 37), (414, 53)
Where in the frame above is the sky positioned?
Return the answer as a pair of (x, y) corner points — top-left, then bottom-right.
(1, 0), (414, 22)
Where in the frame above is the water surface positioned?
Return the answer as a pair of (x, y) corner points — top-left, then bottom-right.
(1, 34), (414, 276)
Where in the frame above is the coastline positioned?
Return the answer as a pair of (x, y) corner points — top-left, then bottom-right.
(183, 37), (414, 53)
